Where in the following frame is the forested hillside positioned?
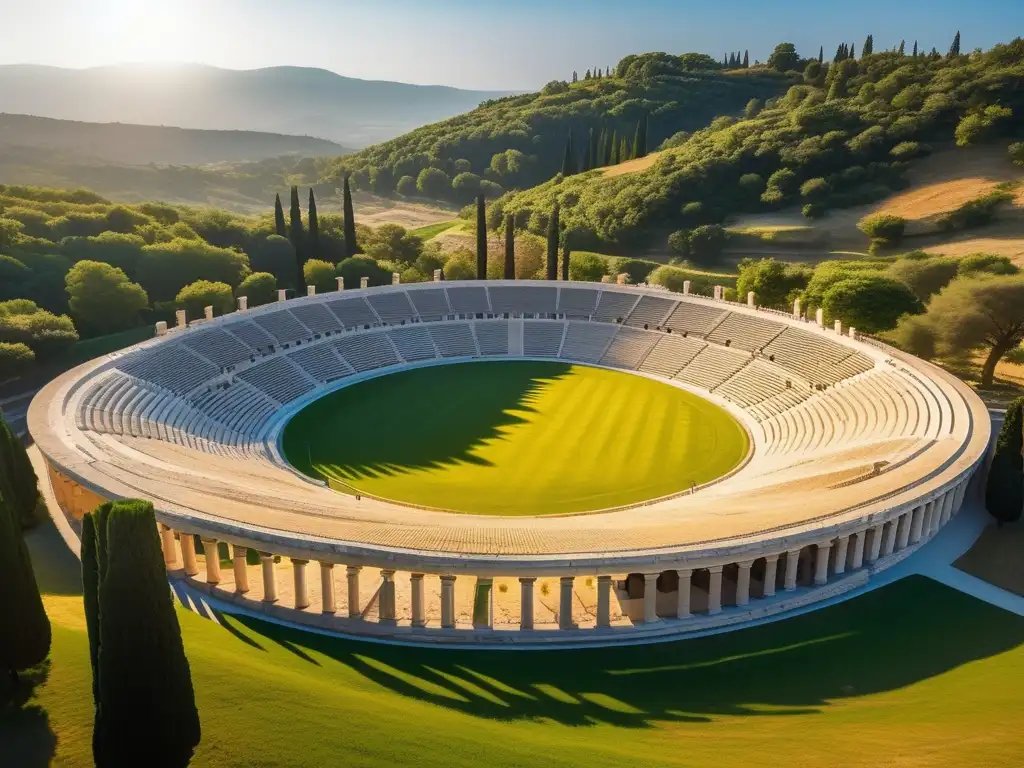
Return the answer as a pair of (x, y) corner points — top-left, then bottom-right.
(322, 55), (788, 204)
(495, 38), (1024, 253)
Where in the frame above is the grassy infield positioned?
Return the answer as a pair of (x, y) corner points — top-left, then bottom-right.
(5, 518), (1024, 767)
(282, 362), (749, 514)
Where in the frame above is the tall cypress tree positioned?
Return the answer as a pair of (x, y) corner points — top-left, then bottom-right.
(949, 31), (961, 58)
(605, 129), (616, 166)
(863, 35), (874, 57)
(0, 416), (40, 529)
(620, 136), (631, 163)
(850, 42), (856, 59)
(0, 483), (50, 686)
(289, 185), (305, 289)
(819, 45), (824, 63)
(545, 203), (559, 281)
(912, 40), (918, 58)
(986, 397), (1024, 525)
(503, 214), (515, 279)
(273, 193), (287, 237)
(898, 40), (906, 56)
(743, 50), (750, 68)
(93, 500), (200, 768)
(307, 189), (319, 263)
(343, 173), (358, 257)
(475, 194), (487, 280)
(637, 113), (648, 158)
(561, 130), (575, 176)
(596, 128), (607, 168)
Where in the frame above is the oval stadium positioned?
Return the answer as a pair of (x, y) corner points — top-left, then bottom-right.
(29, 279), (991, 646)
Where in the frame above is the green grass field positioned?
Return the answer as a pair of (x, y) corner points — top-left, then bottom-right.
(411, 220), (460, 239)
(282, 361), (749, 515)
(6, 519), (1024, 767)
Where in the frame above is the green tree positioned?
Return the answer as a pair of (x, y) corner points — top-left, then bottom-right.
(273, 194), (287, 237)
(308, 189), (319, 262)
(235, 272), (278, 307)
(0, 482), (50, 686)
(137, 239), (250, 303)
(335, 256), (391, 288)
(250, 235), (297, 290)
(744, 98), (764, 118)
(61, 232), (146, 278)
(1010, 143), (1024, 167)
(561, 131), (576, 176)
(416, 168), (452, 199)
(289, 186), (305, 288)
(362, 225), (423, 265)
(0, 415), (40, 529)
(886, 255), (959, 302)
(0, 342), (34, 380)
(569, 252), (607, 282)
(503, 214), (515, 279)
(767, 42), (800, 72)
(821, 274), (922, 333)
(862, 35), (874, 57)
(894, 275), (1024, 387)
(686, 224), (727, 265)
(476, 194), (488, 280)
(343, 174), (359, 257)
(0, 255), (30, 301)
(948, 31), (961, 58)
(303, 260), (337, 294)
(0, 305), (79, 361)
(955, 105), (1013, 147)
(93, 500), (200, 767)
(65, 261), (149, 336)
(857, 213), (906, 248)
(442, 250), (476, 280)
(546, 202), (560, 280)
(736, 258), (809, 310)
(560, 233), (571, 281)
(174, 280), (234, 320)
(986, 398), (1024, 525)
(396, 175), (417, 196)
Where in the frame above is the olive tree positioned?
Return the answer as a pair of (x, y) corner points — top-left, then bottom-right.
(65, 261), (149, 335)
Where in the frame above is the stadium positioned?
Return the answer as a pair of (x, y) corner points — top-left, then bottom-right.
(28, 279), (990, 646)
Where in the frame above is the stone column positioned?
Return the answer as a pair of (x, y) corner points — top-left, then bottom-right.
(519, 576), (536, 630)
(676, 569), (692, 617)
(202, 539), (222, 585)
(867, 524), (884, 563)
(346, 565), (361, 618)
(793, 297), (801, 319)
(360, 276), (369, 289)
(850, 531), (865, 569)
(896, 512), (912, 550)
(260, 552), (278, 603)
(180, 533), (199, 577)
(833, 536), (849, 576)
(410, 573), (425, 627)
(783, 549), (801, 591)
(814, 541), (832, 586)
(596, 575), (612, 628)
(708, 566), (723, 615)
(159, 524), (178, 569)
(882, 520), (898, 557)
(928, 500), (941, 536)
(940, 492), (954, 527)
(559, 576), (575, 630)
(233, 544), (250, 594)
(440, 575), (456, 629)
(379, 570), (396, 624)
(292, 559), (309, 610)
(910, 505), (925, 543)
(763, 555), (779, 597)
(321, 563), (336, 614)
(736, 561), (753, 606)
(336, 276), (344, 291)
(643, 573), (659, 623)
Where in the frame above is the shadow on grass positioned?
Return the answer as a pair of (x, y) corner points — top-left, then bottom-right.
(0, 661), (57, 767)
(222, 577), (1024, 729)
(22, 519), (83, 597)
(280, 361), (574, 483)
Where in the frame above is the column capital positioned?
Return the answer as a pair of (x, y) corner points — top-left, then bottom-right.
(291, 558), (309, 566)
(707, 564), (724, 574)
(440, 574), (457, 584)
(519, 575), (538, 584)
(380, 569), (396, 580)
(259, 551), (274, 561)
(675, 568), (693, 578)
(763, 552), (780, 564)
(643, 572), (660, 582)
(736, 560), (755, 569)
(787, 547), (802, 557)
(410, 572), (424, 581)
(319, 561), (334, 570)
(346, 564), (362, 575)
(559, 575), (575, 584)
(817, 540), (833, 551)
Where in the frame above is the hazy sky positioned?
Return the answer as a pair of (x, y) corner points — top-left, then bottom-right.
(2, 0), (1021, 90)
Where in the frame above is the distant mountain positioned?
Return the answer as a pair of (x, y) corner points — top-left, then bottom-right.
(0, 113), (348, 166)
(0, 63), (512, 147)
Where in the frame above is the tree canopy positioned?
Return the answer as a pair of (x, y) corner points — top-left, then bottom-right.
(65, 260), (148, 336)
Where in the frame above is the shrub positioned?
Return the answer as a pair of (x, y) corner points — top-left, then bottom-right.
(957, 253), (1019, 277)
(303, 259), (337, 294)
(890, 141), (930, 160)
(336, 256), (392, 289)
(938, 190), (1014, 231)
(235, 272), (278, 307)
(0, 341), (35, 379)
(441, 251), (475, 280)
(396, 175), (417, 196)
(802, 203), (825, 219)
(65, 260), (149, 336)
(857, 213), (906, 246)
(686, 225), (727, 265)
(1011, 143), (1024, 167)
(174, 280), (234, 320)
(569, 253), (608, 282)
(821, 274), (923, 333)
(608, 258), (657, 284)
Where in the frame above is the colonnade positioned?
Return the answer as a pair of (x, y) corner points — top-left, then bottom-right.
(157, 480), (968, 638)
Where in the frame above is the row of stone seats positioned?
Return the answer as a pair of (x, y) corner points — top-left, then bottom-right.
(490, 286), (557, 315)
(237, 356), (316, 405)
(714, 360), (802, 409)
(184, 383), (276, 455)
(474, 321), (509, 356)
(623, 295), (677, 329)
(325, 296), (379, 329)
(523, 321), (565, 356)
(408, 288), (452, 321)
(674, 345), (751, 391)
(706, 313), (784, 352)
(117, 343), (219, 396)
(761, 328), (873, 387)
(386, 325), (438, 362)
(638, 335), (707, 378)
(559, 322), (617, 362)
(367, 292), (417, 325)
(430, 324), (478, 357)
(180, 327), (253, 368)
(286, 344), (355, 384)
(599, 326), (659, 369)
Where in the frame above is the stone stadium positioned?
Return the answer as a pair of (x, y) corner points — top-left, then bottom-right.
(29, 278), (990, 646)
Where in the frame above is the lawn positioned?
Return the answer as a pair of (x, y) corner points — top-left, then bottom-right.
(281, 361), (748, 515)
(411, 219), (461, 240)
(6, 519), (1024, 767)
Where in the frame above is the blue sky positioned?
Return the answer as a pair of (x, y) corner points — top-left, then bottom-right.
(2, 0), (1021, 90)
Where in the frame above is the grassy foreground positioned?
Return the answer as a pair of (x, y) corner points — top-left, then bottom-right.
(5, 519), (1024, 767)
(282, 361), (748, 514)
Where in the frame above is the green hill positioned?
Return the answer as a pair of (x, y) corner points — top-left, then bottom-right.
(322, 55), (788, 204)
(496, 40), (1024, 254)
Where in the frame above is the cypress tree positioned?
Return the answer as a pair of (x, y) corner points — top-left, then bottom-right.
(0, 482), (50, 687)
(545, 203), (559, 281)
(610, 133), (619, 165)
(850, 42), (856, 59)
(560, 232), (570, 282)
(307, 189), (319, 262)
(819, 45), (824, 63)
(638, 113), (648, 158)
(584, 69), (591, 80)
(949, 31), (961, 58)
(273, 193), (287, 237)
(580, 130), (591, 173)
(561, 130), (575, 176)
(475, 194), (487, 280)
(743, 50), (750, 68)
(596, 128), (607, 168)
(912, 40), (918, 58)
(727, 52), (735, 68)
(0, 416), (40, 529)
(289, 185), (305, 288)
(632, 120), (642, 161)
(503, 214), (515, 279)
(898, 40), (905, 56)
(985, 397), (1024, 525)
(342, 173), (358, 257)
(863, 35), (873, 57)
(93, 500), (200, 768)
(620, 136), (631, 162)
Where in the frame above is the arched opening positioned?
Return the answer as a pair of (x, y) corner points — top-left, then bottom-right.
(750, 556), (768, 598)
(721, 563), (739, 607)
(691, 567), (711, 614)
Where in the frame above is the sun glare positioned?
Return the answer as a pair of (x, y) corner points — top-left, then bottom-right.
(92, 0), (195, 63)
